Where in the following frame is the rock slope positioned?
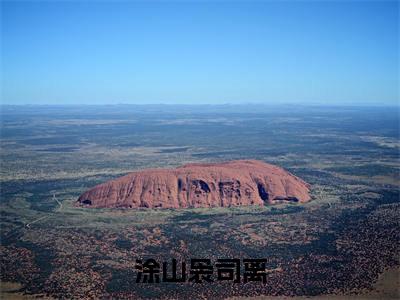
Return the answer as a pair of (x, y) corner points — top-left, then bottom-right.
(77, 160), (311, 209)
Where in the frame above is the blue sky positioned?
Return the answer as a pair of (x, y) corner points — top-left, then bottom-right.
(1, 1), (399, 105)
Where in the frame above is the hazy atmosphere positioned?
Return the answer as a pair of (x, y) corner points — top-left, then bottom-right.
(1, 0), (399, 106)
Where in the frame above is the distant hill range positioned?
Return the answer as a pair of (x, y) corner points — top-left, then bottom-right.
(77, 160), (311, 209)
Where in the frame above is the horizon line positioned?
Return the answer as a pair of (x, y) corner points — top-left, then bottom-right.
(1, 102), (399, 108)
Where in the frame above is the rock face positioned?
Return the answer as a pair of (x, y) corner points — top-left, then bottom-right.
(77, 160), (311, 209)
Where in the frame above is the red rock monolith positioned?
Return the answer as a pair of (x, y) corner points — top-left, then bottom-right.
(77, 160), (311, 209)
